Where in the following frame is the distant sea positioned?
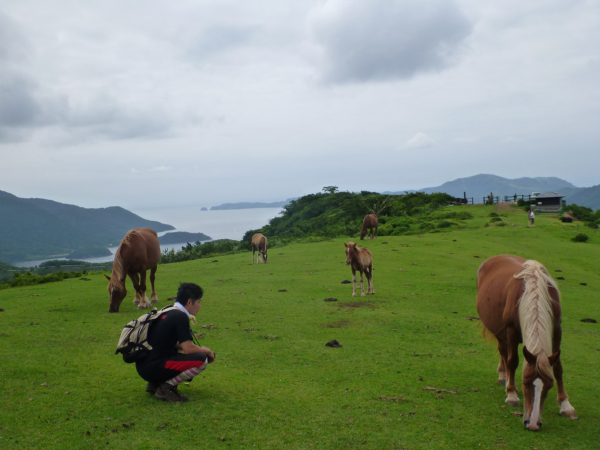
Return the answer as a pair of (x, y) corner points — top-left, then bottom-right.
(14, 207), (282, 268)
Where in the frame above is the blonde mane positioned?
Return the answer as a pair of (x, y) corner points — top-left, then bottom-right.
(110, 230), (136, 291)
(515, 260), (559, 378)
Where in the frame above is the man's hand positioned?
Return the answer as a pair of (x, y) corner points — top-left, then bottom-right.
(198, 346), (216, 363)
(180, 340), (215, 363)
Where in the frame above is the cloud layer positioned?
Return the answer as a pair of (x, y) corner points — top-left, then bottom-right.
(309, 0), (473, 83)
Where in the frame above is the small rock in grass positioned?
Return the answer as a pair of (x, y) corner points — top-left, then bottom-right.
(325, 340), (342, 348)
(341, 280), (351, 284)
(324, 298), (337, 302)
(278, 289), (287, 292)
(581, 318), (597, 323)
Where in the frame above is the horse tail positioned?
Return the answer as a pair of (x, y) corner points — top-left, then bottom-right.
(480, 322), (497, 344)
(515, 260), (558, 359)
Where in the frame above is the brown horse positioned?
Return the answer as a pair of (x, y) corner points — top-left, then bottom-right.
(104, 228), (161, 313)
(360, 214), (378, 240)
(344, 242), (374, 297)
(252, 233), (268, 263)
(476, 255), (577, 430)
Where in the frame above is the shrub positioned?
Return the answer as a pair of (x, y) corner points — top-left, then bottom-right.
(489, 212), (499, 217)
(585, 221), (599, 229)
(437, 220), (452, 228)
(490, 217), (503, 222)
(571, 233), (589, 243)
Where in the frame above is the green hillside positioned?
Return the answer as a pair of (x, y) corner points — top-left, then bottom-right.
(0, 190), (174, 262)
(0, 203), (597, 449)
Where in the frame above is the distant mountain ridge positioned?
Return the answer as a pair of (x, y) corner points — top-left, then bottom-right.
(0, 190), (174, 262)
(564, 184), (600, 210)
(384, 174), (582, 201)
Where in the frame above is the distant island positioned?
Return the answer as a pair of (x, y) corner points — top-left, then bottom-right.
(211, 199), (294, 210)
(200, 207), (208, 211)
(0, 189), (174, 262)
(159, 231), (212, 244)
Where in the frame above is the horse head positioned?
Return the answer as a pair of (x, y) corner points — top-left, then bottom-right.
(521, 346), (560, 431)
(344, 242), (356, 265)
(104, 274), (127, 313)
(262, 249), (268, 263)
(359, 228), (366, 240)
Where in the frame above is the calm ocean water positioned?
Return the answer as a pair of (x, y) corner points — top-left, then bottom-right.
(14, 207), (282, 267)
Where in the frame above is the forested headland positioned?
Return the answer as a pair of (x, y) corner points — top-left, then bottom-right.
(0, 190), (174, 262)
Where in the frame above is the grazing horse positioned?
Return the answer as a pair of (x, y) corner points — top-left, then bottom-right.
(252, 233), (268, 263)
(476, 255), (577, 430)
(104, 228), (161, 313)
(344, 242), (374, 297)
(360, 214), (378, 240)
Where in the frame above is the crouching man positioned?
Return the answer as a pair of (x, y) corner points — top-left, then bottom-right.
(136, 282), (215, 402)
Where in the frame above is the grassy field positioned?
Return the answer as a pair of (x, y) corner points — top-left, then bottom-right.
(1, 204), (598, 449)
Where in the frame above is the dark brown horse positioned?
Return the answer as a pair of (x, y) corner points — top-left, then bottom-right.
(360, 214), (378, 240)
(476, 255), (577, 430)
(104, 228), (161, 313)
(344, 242), (374, 297)
(251, 233), (268, 263)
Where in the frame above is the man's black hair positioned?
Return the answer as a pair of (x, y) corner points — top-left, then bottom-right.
(176, 282), (204, 305)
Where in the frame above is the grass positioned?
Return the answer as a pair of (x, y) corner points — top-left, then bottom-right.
(0, 204), (599, 449)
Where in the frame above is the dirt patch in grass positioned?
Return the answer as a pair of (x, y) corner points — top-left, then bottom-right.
(494, 202), (513, 211)
(338, 301), (374, 309)
(325, 319), (351, 328)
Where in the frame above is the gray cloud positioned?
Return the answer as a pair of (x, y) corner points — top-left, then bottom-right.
(188, 24), (257, 61)
(309, 0), (473, 83)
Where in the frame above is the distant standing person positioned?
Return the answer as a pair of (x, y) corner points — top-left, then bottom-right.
(528, 210), (535, 226)
(136, 282), (215, 402)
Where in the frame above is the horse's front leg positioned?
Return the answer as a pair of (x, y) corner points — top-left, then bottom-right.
(367, 267), (374, 294)
(149, 266), (159, 303)
(252, 247), (255, 264)
(351, 268), (357, 297)
(129, 273), (141, 305)
(137, 270), (152, 309)
(505, 329), (520, 407)
(552, 329), (577, 418)
(360, 271), (366, 297)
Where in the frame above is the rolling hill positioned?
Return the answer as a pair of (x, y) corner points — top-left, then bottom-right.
(0, 190), (174, 262)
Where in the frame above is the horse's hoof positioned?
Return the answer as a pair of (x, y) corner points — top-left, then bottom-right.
(137, 304), (150, 310)
(561, 411), (578, 419)
(497, 379), (507, 386)
(506, 400), (520, 408)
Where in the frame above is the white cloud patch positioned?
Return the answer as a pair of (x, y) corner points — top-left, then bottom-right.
(309, 0), (473, 83)
(404, 132), (435, 149)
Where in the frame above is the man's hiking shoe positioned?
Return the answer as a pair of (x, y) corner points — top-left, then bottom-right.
(155, 383), (188, 402)
(146, 382), (160, 394)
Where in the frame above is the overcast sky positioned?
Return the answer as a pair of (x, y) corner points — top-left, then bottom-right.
(1, 0), (599, 209)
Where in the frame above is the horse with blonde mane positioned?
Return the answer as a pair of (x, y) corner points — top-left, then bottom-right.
(476, 255), (577, 431)
(104, 228), (161, 313)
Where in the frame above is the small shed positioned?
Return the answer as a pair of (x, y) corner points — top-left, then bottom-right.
(532, 192), (565, 212)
